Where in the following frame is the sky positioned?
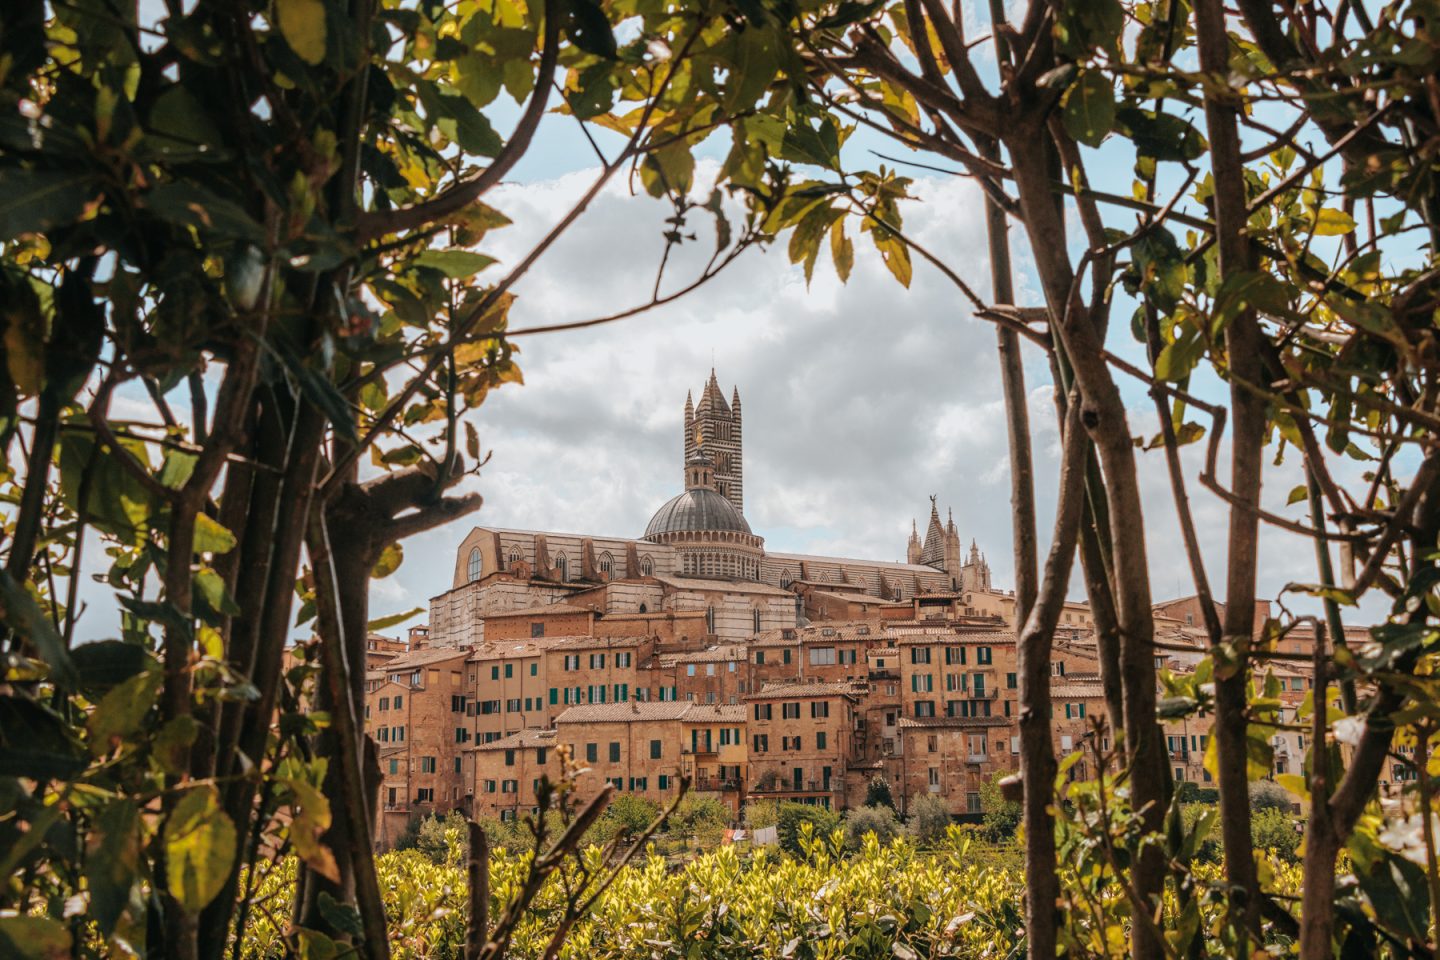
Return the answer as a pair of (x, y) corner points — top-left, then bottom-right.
(352, 109), (1388, 634)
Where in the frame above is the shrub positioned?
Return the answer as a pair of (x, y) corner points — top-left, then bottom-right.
(864, 775), (896, 809)
(845, 805), (902, 849)
(1252, 807), (1301, 861)
(979, 774), (1022, 842)
(1179, 804), (1222, 863)
(413, 810), (467, 865)
(669, 794), (729, 846)
(591, 795), (662, 843)
(1250, 780), (1295, 813)
(777, 802), (842, 855)
(907, 793), (953, 846)
(744, 799), (779, 830)
(1175, 781), (1220, 804)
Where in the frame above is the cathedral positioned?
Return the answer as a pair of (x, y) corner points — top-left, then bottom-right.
(428, 372), (994, 646)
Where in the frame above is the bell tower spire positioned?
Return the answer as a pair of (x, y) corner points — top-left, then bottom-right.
(687, 370), (744, 514)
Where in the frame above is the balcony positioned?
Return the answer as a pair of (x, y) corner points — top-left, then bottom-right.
(682, 747), (719, 758)
(749, 779), (837, 795)
(966, 754), (990, 765)
(695, 778), (742, 792)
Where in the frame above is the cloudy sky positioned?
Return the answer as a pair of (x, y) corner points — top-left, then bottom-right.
(359, 115), (1386, 631)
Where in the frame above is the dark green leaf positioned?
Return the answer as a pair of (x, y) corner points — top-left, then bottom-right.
(0, 571), (79, 689)
(0, 169), (94, 238)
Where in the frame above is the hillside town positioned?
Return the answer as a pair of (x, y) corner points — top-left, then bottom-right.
(355, 375), (1363, 848)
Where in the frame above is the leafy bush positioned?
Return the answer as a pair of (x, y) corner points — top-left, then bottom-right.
(844, 805), (902, 849)
(907, 793), (953, 846)
(668, 794), (730, 846)
(1250, 780), (1295, 813)
(590, 795), (662, 843)
(777, 802), (842, 855)
(415, 810), (467, 865)
(864, 775), (896, 809)
(1252, 807), (1301, 862)
(979, 774), (1022, 842)
(744, 799), (779, 830)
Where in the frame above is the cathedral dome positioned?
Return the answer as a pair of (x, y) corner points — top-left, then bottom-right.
(644, 488), (752, 539)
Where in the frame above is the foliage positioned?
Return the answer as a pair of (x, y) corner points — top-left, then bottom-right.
(844, 804), (902, 849)
(906, 794), (954, 847)
(743, 800), (779, 830)
(776, 803), (842, 856)
(1252, 808), (1302, 863)
(863, 775), (895, 810)
(415, 810), (469, 866)
(590, 795), (663, 844)
(666, 794), (730, 846)
(1250, 780), (1296, 814)
(978, 776), (1021, 843)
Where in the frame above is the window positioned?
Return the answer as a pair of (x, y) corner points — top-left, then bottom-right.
(590, 653), (606, 669)
(686, 664), (696, 677)
(977, 647), (992, 665)
(468, 547), (482, 582)
(753, 609), (761, 634)
(420, 757), (436, 773)
(388, 759), (399, 774)
(640, 555), (653, 576)
(585, 743), (598, 763)
(502, 780), (518, 794)
(455, 727), (469, 743)
(753, 703), (772, 720)
(705, 606), (715, 634)
(756, 651), (766, 665)
(491, 666), (500, 681)
(810, 647), (837, 666)
(912, 674), (934, 693)
(810, 701), (829, 718)
(394, 695), (402, 708)
(945, 647), (966, 665)
(530, 622), (545, 638)
(782, 702), (800, 720)
(563, 654), (579, 671)
(609, 742), (621, 762)
(650, 739), (662, 759)
(816, 731), (827, 750)
(616, 652), (632, 668)
(783, 650), (792, 664)
(505, 663), (514, 679)
(455, 757), (462, 774)
(659, 774), (670, 790)
(379, 696), (389, 711)
(505, 749), (516, 766)
(928, 767), (940, 786)
(600, 552), (613, 574)
(1007, 672), (1017, 689)
(753, 734), (769, 752)
(484, 779), (497, 793)
(555, 554), (568, 580)
(967, 792), (982, 814)
(911, 647), (932, 664)
(914, 701), (935, 718)
(416, 788), (434, 803)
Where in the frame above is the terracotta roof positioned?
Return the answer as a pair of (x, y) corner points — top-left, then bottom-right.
(1052, 682), (1106, 698)
(682, 704), (747, 723)
(482, 603), (593, 619)
(892, 630), (1016, 645)
(897, 715), (1011, 729)
(467, 640), (549, 661)
(747, 680), (863, 700)
(382, 647), (470, 671)
(653, 575), (794, 597)
(555, 702), (693, 724)
(867, 648), (900, 657)
(472, 728), (557, 751)
(666, 645), (746, 663)
(542, 634), (651, 650)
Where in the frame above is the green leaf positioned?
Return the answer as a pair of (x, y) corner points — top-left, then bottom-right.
(165, 784), (237, 913)
(195, 566), (241, 617)
(145, 182), (266, 244)
(87, 668), (161, 755)
(148, 86), (224, 149)
(1313, 208), (1356, 236)
(1061, 70), (1114, 147)
(0, 169), (94, 238)
(0, 916), (72, 959)
(276, 0), (328, 65)
(72, 639), (156, 689)
(86, 800), (141, 937)
(318, 892), (365, 938)
(437, 94), (503, 157)
(562, 0), (618, 59)
(194, 513), (237, 554)
(0, 571), (79, 689)
(372, 542), (403, 579)
(413, 250), (497, 278)
(367, 606), (424, 631)
(1286, 484), (1308, 506)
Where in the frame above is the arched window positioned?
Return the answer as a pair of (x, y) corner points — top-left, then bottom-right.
(705, 606), (715, 634)
(753, 609), (761, 634)
(639, 603), (648, 614)
(599, 552), (613, 575)
(780, 570), (793, 589)
(640, 555), (653, 576)
(467, 548), (482, 582)
(555, 554), (568, 581)
(508, 549), (521, 568)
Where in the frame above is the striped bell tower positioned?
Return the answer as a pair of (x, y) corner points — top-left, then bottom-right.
(683, 370), (744, 514)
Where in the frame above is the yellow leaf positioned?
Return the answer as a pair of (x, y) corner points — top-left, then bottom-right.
(164, 784), (237, 913)
(276, 0), (327, 66)
(1313, 208), (1355, 236)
